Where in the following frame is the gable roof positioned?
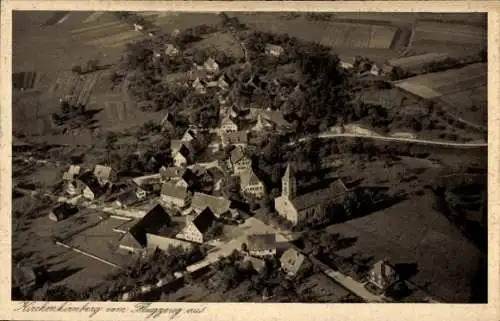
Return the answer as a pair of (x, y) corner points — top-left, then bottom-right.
(221, 116), (238, 127)
(182, 129), (197, 142)
(247, 234), (276, 252)
(265, 43), (284, 54)
(291, 179), (347, 211)
(230, 147), (248, 164)
(242, 256), (266, 273)
(117, 189), (140, 206)
(192, 207), (217, 234)
(161, 182), (188, 200)
(93, 165), (114, 181)
(77, 171), (103, 195)
(171, 140), (182, 153)
(261, 110), (292, 129)
(177, 144), (191, 159)
(240, 169), (262, 189)
(191, 192), (231, 216)
(119, 232), (144, 251)
(371, 260), (396, 279)
(62, 165), (81, 180)
(225, 131), (248, 145)
(280, 248), (306, 274)
(160, 166), (186, 181)
(129, 204), (172, 246)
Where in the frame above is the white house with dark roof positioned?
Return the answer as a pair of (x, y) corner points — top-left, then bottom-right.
(274, 164), (348, 226)
(368, 260), (398, 290)
(265, 43), (285, 57)
(246, 234), (277, 258)
(173, 144), (193, 167)
(176, 207), (217, 244)
(280, 248), (309, 277)
(220, 116), (238, 133)
(62, 165), (81, 181)
(230, 147), (251, 174)
(240, 168), (265, 199)
(93, 165), (117, 187)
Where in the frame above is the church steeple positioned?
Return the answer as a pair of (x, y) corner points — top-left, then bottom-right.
(282, 163), (296, 199)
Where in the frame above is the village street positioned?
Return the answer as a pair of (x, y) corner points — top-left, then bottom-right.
(186, 217), (299, 273)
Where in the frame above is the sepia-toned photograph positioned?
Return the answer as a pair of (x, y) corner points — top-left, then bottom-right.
(10, 10), (488, 305)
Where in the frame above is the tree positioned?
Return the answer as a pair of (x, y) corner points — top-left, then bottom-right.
(71, 65), (82, 74)
(105, 132), (118, 150)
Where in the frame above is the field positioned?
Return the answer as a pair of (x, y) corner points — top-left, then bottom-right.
(233, 13), (398, 50)
(161, 271), (350, 302)
(393, 63), (486, 126)
(410, 21), (486, 55)
(325, 193), (483, 302)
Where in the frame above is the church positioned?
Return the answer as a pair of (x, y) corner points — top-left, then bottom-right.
(274, 164), (348, 226)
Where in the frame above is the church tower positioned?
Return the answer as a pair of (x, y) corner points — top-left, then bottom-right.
(282, 163), (297, 199)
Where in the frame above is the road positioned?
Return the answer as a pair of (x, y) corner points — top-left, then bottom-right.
(304, 132), (487, 147)
(186, 217), (299, 273)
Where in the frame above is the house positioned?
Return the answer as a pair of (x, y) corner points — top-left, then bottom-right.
(48, 203), (78, 222)
(251, 114), (274, 132)
(230, 147), (251, 174)
(132, 173), (162, 189)
(207, 166), (225, 192)
(160, 112), (175, 133)
(174, 167), (198, 189)
(160, 166), (185, 183)
(160, 182), (189, 209)
(220, 116), (238, 133)
(173, 144), (192, 167)
(203, 57), (219, 73)
(133, 23), (144, 32)
(62, 165), (81, 181)
(191, 192), (231, 217)
(222, 131), (248, 148)
(118, 204), (173, 254)
(77, 171), (104, 200)
(370, 63), (383, 76)
(246, 234), (277, 258)
(368, 260), (398, 290)
(146, 233), (194, 253)
(181, 128), (198, 144)
(240, 168), (265, 199)
(260, 109), (292, 131)
(339, 56), (356, 69)
(164, 43), (179, 57)
(265, 43), (285, 57)
(115, 188), (146, 208)
(192, 77), (207, 94)
(176, 207), (217, 244)
(217, 75), (230, 91)
(274, 164), (348, 226)
(93, 165), (117, 187)
(280, 248), (310, 277)
(242, 256), (266, 273)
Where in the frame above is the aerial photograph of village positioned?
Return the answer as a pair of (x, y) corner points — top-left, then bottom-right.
(11, 11), (487, 303)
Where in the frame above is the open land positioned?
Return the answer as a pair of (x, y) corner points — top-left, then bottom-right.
(12, 12), (487, 303)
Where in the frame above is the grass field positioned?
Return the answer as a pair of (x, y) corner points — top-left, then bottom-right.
(233, 13), (398, 50)
(325, 193), (483, 302)
(393, 63), (487, 126)
(411, 21), (486, 55)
